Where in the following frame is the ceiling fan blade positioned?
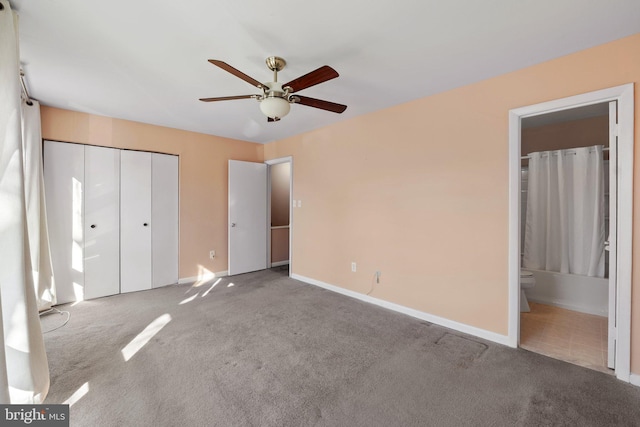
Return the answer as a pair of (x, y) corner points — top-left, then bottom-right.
(267, 117), (281, 122)
(199, 95), (257, 102)
(283, 66), (339, 92)
(293, 95), (347, 114)
(208, 60), (264, 89)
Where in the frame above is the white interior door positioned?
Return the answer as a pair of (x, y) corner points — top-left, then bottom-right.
(607, 101), (618, 369)
(121, 150), (152, 293)
(43, 140), (84, 304)
(228, 160), (267, 275)
(84, 145), (121, 300)
(152, 153), (179, 287)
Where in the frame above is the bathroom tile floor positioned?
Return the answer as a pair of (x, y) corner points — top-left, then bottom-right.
(520, 302), (611, 374)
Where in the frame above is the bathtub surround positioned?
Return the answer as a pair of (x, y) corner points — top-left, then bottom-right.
(520, 130), (610, 314)
(42, 270), (640, 426)
(525, 269), (608, 316)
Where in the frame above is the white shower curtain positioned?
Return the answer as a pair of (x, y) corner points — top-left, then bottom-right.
(523, 145), (605, 277)
(0, 0), (50, 403)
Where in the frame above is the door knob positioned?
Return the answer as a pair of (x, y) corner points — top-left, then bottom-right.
(143, 223), (149, 227)
(90, 224), (96, 229)
(231, 223), (236, 227)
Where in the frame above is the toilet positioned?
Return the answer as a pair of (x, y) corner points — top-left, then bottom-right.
(520, 270), (536, 312)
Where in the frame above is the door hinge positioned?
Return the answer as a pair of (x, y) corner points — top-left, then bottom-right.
(614, 123), (619, 137)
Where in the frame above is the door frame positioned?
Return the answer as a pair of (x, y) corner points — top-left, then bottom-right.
(265, 156), (293, 276)
(507, 83), (634, 382)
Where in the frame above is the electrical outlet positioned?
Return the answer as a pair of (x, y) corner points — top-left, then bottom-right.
(351, 262), (357, 272)
(210, 250), (215, 259)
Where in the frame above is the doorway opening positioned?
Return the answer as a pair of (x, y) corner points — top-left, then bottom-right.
(266, 157), (292, 277)
(519, 103), (611, 374)
(508, 84), (634, 383)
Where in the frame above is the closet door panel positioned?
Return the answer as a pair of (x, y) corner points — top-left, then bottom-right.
(84, 145), (121, 299)
(152, 153), (179, 288)
(121, 150), (152, 293)
(43, 141), (84, 304)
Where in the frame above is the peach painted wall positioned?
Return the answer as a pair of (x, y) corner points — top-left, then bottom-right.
(265, 33), (640, 374)
(40, 107), (263, 279)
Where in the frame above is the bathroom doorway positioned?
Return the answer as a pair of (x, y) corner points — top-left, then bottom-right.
(519, 103), (610, 373)
(508, 84), (634, 383)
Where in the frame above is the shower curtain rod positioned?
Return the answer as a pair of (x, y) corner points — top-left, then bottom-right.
(520, 147), (609, 160)
(20, 69), (34, 105)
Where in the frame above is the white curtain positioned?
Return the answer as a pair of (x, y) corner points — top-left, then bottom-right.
(22, 100), (57, 311)
(0, 0), (50, 403)
(523, 145), (605, 277)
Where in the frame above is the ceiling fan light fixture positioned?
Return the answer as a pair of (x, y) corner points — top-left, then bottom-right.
(260, 96), (290, 119)
(201, 57), (347, 120)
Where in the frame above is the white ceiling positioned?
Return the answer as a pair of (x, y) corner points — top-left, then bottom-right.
(10, 0), (640, 144)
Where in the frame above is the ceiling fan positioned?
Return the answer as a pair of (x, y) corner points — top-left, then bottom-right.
(199, 56), (347, 122)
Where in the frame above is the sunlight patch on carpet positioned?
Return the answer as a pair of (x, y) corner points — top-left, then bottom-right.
(202, 279), (222, 297)
(190, 265), (217, 288)
(121, 314), (172, 361)
(63, 382), (89, 407)
(179, 294), (198, 305)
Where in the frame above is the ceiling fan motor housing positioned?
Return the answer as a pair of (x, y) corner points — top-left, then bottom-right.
(260, 81), (290, 119)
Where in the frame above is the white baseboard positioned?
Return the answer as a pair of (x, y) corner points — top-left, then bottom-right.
(178, 271), (228, 285)
(291, 273), (511, 347)
(630, 373), (640, 387)
(270, 261), (290, 267)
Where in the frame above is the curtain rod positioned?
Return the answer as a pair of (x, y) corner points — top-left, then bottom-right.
(520, 146), (609, 160)
(20, 69), (34, 106)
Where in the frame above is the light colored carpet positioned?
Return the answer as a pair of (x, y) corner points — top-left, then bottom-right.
(41, 269), (640, 426)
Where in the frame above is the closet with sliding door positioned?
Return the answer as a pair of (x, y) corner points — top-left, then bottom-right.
(44, 140), (179, 304)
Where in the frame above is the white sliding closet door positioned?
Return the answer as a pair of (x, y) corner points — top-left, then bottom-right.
(121, 150), (152, 293)
(84, 145), (121, 299)
(152, 153), (179, 287)
(44, 140), (84, 304)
